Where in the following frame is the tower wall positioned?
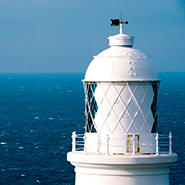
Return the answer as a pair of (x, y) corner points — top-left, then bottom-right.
(68, 152), (177, 185)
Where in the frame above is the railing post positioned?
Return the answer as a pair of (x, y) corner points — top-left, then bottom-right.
(97, 135), (100, 154)
(106, 134), (110, 156)
(83, 134), (86, 155)
(169, 132), (172, 154)
(132, 134), (136, 156)
(155, 133), (159, 155)
(72, 131), (76, 152)
(150, 134), (153, 155)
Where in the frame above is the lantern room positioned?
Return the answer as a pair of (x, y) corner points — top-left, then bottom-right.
(83, 30), (160, 154)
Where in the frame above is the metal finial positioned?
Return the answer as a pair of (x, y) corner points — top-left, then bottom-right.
(120, 10), (123, 34)
(120, 10), (123, 23)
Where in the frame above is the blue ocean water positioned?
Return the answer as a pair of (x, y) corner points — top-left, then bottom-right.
(0, 72), (184, 184)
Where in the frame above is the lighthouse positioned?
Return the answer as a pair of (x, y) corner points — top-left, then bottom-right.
(67, 16), (177, 185)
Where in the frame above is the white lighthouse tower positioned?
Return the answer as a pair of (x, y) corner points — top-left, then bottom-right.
(67, 16), (177, 185)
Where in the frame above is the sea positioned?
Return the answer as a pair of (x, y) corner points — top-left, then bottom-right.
(0, 72), (184, 185)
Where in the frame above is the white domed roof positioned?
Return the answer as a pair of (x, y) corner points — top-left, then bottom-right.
(84, 33), (158, 82)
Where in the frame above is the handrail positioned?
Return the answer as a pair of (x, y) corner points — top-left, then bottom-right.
(71, 132), (173, 156)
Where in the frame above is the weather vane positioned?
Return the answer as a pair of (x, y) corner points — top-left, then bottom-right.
(110, 11), (129, 34)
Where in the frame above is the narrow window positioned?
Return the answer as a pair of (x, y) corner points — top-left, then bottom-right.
(127, 135), (140, 153)
(84, 82), (98, 133)
(151, 82), (160, 133)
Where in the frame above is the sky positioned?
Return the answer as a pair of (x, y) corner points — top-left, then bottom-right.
(0, 0), (185, 73)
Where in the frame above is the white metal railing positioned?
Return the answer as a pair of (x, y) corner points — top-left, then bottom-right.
(71, 132), (173, 156)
